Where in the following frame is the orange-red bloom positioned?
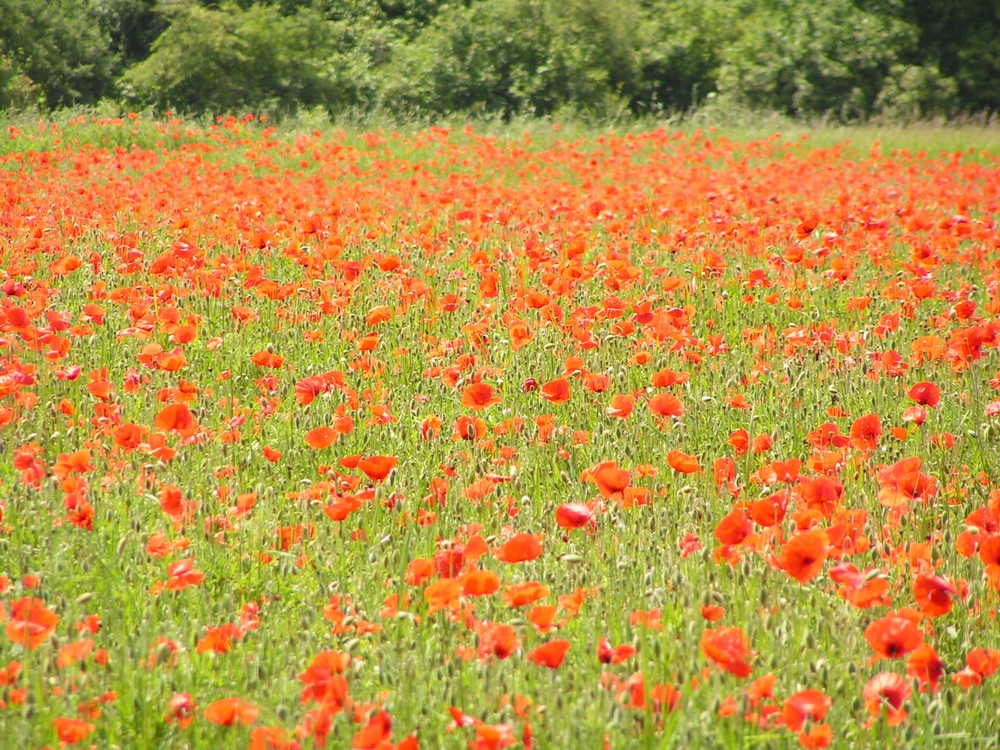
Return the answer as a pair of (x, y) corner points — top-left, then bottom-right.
(154, 403), (199, 436)
(204, 697), (259, 726)
(782, 689), (831, 732)
(865, 612), (923, 662)
(700, 626), (753, 677)
(527, 639), (570, 668)
(494, 533), (543, 563)
(5, 597), (58, 649)
(539, 378), (570, 404)
(462, 382), (501, 410)
(666, 449), (700, 474)
(779, 529), (829, 584)
(863, 672), (910, 726)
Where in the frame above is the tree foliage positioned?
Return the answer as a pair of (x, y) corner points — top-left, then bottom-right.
(1, 0), (996, 118)
(121, 2), (372, 114)
(0, 0), (114, 108)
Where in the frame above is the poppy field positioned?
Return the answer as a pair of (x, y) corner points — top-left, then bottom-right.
(2, 116), (1000, 749)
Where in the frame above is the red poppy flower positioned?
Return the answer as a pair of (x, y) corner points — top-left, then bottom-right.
(196, 624), (242, 654)
(782, 689), (831, 731)
(352, 710), (393, 749)
(299, 650), (350, 707)
(424, 579), (463, 611)
(527, 639), (570, 668)
(779, 529), (829, 584)
(5, 597), (58, 649)
(700, 626), (753, 677)
(714, 509), (753, 546)
(165, 692), (197, 728)
(648, 393), (683, 418)
(502, 581), (550, 607)
(555, 503), (594, 529)
(863, 672), (910, 726)
(912, 573), (957, 617)
(494, 533), (544, 563)
(849, 413), (882, 451)
(52, 717), (96, 744)
(591, 462), (631, 499)
(865, 612), (923, 661)
(906, 644), (944, 693)
(305, 426), (338, 449)
(154, 403), (199, 436)
(907, 381), (940, 407)
(461, 570), (501, 597)
(477, 622), (520, 661)
(666, 449), (700, 474)
(540, 378), (571, 404)
(358, 455), (398, 482)
(462, 382), (501, 410)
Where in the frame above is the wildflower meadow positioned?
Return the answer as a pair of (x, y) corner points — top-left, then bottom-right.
(1, 115), (1000, 749)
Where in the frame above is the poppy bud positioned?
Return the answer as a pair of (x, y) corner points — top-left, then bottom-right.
(522, 377), (538, 392)
(598, 638), (613, 664)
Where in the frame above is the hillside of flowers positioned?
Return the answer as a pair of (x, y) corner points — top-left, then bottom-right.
(1, 116), (1000, 748)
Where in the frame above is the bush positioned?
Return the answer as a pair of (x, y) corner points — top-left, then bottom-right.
(121, 2), (373, 115)
(717, 0), (917, 120)
(0, 0), (114, 109)
(632, 0), (741, 114)
(379, 0), (641, 118)
(875, 64), (958, 121)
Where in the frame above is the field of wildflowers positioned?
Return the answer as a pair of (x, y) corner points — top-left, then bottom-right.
(1, 115), (999, 748)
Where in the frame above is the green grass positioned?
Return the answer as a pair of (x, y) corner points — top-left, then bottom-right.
(0, 113), (998, 749)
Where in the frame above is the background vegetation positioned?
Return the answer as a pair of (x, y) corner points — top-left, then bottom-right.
(1, 0), (997, 121)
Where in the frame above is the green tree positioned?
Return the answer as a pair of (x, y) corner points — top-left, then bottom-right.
(716, 0), (921, 119)
(0, 0), (114, 109)
(633, 0), (742, 113)
(92, 0), (169, 73)
(380, 0), (641, 118)
(856, 0), (999, 113)
(121, 2), (372, 115)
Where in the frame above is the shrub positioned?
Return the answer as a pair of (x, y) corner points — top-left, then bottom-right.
(0, 0), (114, 109)
(121, 2), (372, 115)
(717, 0), (917, 120)
(379, 0), (640, 118)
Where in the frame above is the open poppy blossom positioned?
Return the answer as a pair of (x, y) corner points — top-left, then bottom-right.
(865, 611), (923, 662)
(849, 414), (882, 452)
(782, 689), (831, 731)
(494, 533), (544, 563)
(204, 697), (259, 726)
(154, 403), (199, 436)
(907, 381), (940, 407)
(305, 426), (338, 449)
(666, 449), (700, 474)
(863, 672), (910, 726)
(700, 626), (753, 677)
(540, 378), (571, 404)
(358, 455), (398, 482)
(555, 502), (594, 529)
(527, 639), (570, 668)
(5, 597), (58, 650)
(462, 382), (502, 410)
(779, 529), (829, 584)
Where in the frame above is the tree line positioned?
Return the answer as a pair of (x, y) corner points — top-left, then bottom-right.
(1, 0), (997, 121)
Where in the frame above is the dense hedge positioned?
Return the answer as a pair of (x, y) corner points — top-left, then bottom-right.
(1, 0), (997, 119)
